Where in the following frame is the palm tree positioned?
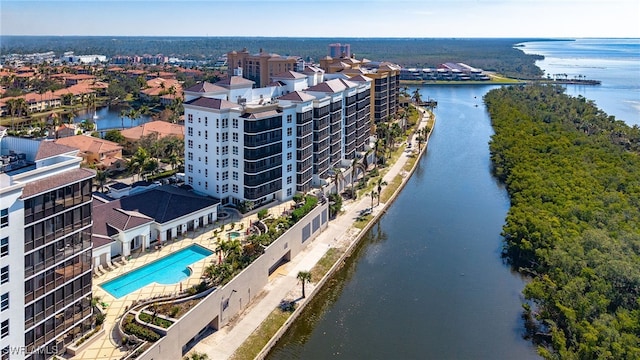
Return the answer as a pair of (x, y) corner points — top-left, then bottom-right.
(331, 167), (344, 195)
(94, 169), (108, 192)
(5, 98), (18, 131)
(128, 108), (140, 128)
(370, 190), (377, 209)
(120, 109), (128, 129)
(128, 147), (150, 181)
(350, 157), (365, 198)
(361, 149), (373, 171)
(297, 271), (312, 298)
(416, 129), (426, 152)
(216, 239), (242, 261)
(376, 178), (387, 206)
(412, 89), (422, 105)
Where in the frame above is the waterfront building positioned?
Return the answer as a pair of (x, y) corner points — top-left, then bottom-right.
(183, 63), (371, 206)
(328, 43), (351, 58)
(319, 56), (400, 123)
(0, 135), (95, 359)
(226, 48), (299, 88)
(59, 52), (107, 65)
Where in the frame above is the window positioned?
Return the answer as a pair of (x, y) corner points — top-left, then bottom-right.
(222, 184), (228, 193)
(205, 157), (208, 165)
(287, 188), (292, 196)
(233, 171), (238, 181)
(216, 159), (220, 168)
(205, 169), (208, 177)
(0, 238), (7, 257)
(287, 164), (293, 172)
(0, 320), (7, 339)
(233, 159), (239, 168)
(188, 152), (193, 161)
(233, 118), (238, 128)
(216, 133), (220, 142)
(188, 114), (193, 123)
(188, 176), (193, 185)
(188, 140), (193, 148)
(287, 140), (292, 148)
(216, 146), (220, 155)
(0, 293), (7, 311)
(287, 176), (292, 185)
(222, 146), (228, 155)
(187, 127), (193, 136)
(205, 144), (208, 152)
(287, 114), (292, 123)
(222, 159), (229, 168)
(216, 172), (219, 181)
(198, 131), (201, 137)
(205, 182), (208, 190)
(233, 146), (238, 155)
(0, 209), (7, 228)
(233, 184), (238, 193)
(188, 164), (193, 173)
(216, 185), (219, 193)
(222, 171), (229, 181)
(205, 117), (208, 126)
(287, 128), (293, 136)
(205, 130), (208, 140)
(287, 152), (292, 161)
(222, 133), (228, 142)
(0, 266), (7, 284)
(222, 118), (228, 128)
(216, 118), (219, 128)
(232, 133), (238, 142)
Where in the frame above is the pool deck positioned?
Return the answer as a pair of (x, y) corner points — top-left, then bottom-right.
(70, 201), (296, 360)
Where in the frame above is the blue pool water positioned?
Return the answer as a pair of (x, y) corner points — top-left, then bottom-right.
(100, 244), (213, 299)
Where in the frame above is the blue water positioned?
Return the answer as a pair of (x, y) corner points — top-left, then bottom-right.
(73, 105), (152, 131)
(518, 38), (640, 126)
(100, 244), (213, 299)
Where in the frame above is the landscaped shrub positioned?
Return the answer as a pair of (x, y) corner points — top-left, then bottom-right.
(257, 209), (269, 220)
(139, 312), (173, 329)
(289, 196), (318, 224)
(123, 314), (161, 342)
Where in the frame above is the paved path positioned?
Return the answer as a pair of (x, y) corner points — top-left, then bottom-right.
(190, 108), (434, 359)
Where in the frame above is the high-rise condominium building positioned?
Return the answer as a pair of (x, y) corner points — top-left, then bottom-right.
(328, 43), (351, 58)
(183, 61), (371, 208)
(0, 132), (94, 360)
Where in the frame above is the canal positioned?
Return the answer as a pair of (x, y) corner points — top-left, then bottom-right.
(267, 85), (540, 359)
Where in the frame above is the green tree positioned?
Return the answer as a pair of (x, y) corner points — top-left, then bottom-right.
(94, 169), (108, 192)
(376, 178), (387, 206)
(297, 271), (312, 298)
(104, 129), (125, 144)
(128, 147), (149, 181)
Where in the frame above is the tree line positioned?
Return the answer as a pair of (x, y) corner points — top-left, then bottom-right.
(1, 36), (545, 78)
(485, 84), (640, 359)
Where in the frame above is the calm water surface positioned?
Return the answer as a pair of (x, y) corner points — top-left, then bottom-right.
(519, 38), (640, 126)
(73, 105), (152, 131)
(268, 85), (539, 360)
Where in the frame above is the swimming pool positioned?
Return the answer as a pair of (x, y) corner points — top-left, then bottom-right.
(100, 244), (213, 299)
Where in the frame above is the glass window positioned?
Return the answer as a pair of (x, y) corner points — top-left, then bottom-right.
(0, 319), (7, 338)
(0, 267), (7, 284)
(0, 237), (7, 257)
(0, 209), (7, 228)
(0, 293), (7, 311)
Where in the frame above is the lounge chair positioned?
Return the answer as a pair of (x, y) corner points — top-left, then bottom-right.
(119, 257), (127, 266)
(93, 268), (102, 278)
(107, 260), (119, 269)
(98, 264), (108, 273)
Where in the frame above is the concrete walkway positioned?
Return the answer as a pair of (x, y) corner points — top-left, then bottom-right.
(189, 108), (434, 359)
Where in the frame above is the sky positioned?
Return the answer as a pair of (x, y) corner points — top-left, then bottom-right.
(1, 0), (639, 38)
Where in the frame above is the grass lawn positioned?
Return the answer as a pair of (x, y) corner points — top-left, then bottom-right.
(310, 247), (344, 282)
(229, 307), (292, 360)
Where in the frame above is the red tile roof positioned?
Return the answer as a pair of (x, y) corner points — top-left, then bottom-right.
(185, 97), (239, 110)
(35, 141), (78, 161)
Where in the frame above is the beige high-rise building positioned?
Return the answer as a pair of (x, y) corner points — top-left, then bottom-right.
(227, 48), (298, 88)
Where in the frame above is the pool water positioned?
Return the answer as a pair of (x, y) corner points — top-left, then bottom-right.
(100, 244), (213, 299)
(228, 231), (241, 239)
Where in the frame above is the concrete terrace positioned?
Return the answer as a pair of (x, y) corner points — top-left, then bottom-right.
(69, 201), (296, 360)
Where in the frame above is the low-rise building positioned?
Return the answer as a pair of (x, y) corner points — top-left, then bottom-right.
(120, 120), (184, 142)
(54, 135), (126, 172)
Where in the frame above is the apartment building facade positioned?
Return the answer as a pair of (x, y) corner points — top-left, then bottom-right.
(0, 135), (94, 360)
(226, 48), (300, 88)
(183, 66), (371, 207)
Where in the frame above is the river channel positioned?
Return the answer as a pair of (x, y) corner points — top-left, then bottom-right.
(267, 85), (540, 359)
